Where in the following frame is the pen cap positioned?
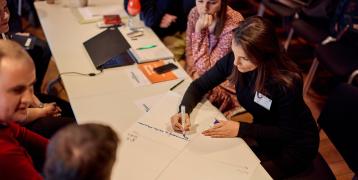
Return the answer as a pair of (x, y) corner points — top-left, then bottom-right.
(181, 105), (185, 114)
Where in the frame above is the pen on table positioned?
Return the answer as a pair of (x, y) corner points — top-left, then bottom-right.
(170, 79), (184, 91)
(136, 44), (156, 50)
(180, 105), (186, 137)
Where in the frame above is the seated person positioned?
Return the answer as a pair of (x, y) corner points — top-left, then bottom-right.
(1, 0), (51, 93)
(171, 16), (319, 179)
(44, 123), (120, 180)
(1, 0), (76, 139)
(0, 40), (48, 180)
(124, 0), (195, 61)
(186, 0), (244, 117)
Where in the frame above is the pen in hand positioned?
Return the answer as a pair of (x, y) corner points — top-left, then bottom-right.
(180, 105), (186, 137)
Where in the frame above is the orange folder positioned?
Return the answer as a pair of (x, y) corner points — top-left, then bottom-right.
(138, 60), (177, 83)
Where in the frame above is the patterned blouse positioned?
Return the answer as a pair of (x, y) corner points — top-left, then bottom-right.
(185, 6), (244, 114)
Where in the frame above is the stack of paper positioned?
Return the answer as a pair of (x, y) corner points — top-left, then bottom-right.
(129, 45), (174, 63)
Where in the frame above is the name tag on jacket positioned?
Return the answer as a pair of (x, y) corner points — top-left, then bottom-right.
(254, 91), (272, 110)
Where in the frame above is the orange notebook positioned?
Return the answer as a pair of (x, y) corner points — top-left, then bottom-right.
(138, 60), (177, 83)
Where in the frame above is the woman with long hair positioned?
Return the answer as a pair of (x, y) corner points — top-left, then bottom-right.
(172, 16), (319, 179)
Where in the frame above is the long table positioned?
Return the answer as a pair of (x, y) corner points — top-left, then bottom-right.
(34, 1), (271, 179)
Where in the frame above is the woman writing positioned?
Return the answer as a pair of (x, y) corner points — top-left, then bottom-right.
(171, 16), (319, 179)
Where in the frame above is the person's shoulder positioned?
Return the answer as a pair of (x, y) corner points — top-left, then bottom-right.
(222, 6), (244, 33)
(0, 123), (20, 135)
(226, 6), (244, 23)
(188, 7), (199, 18)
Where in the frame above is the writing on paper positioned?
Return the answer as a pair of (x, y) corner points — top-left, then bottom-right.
(137, 122), (189, 141)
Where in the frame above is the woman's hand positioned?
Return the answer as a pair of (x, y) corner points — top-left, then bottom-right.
(202, 120), (240, 138)
(195, 13), (213, 33)
(170, 113), (191, 132)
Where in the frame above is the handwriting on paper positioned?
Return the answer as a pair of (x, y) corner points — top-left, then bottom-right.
(137, 122), (189, 141)
(126, 131), (138, 142)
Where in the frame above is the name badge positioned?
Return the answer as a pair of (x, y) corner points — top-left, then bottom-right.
(254, 91), (272, 110)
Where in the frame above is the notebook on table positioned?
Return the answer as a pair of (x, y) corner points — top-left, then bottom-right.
(129, 44), (174, 63)
(83, 28), (135, 70)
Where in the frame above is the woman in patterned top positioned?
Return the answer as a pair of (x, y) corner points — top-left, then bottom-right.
(185, 0), (244, 117)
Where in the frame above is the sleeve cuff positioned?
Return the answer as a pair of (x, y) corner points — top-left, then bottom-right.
(237, 122), (251, 137)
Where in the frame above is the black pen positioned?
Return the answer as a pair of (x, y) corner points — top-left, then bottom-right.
(170, 79), (184, 91)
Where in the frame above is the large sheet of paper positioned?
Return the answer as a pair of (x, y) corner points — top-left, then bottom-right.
(115, 91), (261, 179)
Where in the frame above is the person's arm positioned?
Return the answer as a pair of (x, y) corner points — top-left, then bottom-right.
(16, 103), (62, 125)
(190, 19), (210, 77)
(14, 123), (48, 157)
(238, 80), (313, 143)
(0, 123), (47, 180)
(185, 8), (197, 77)
(180, 52), (235, 114)
(0, 151), (44, 180)
(139, 0), (165, 28)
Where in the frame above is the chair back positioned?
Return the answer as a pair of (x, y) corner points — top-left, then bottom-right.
(318, 83), (358, 175)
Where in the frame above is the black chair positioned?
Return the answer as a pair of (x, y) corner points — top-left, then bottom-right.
(303, 31), (358, 95)
(283, 0), (339, 50)
(257, 0), (303, 17)
(257, 0), (307, 36)
(317, 83), (358, 178)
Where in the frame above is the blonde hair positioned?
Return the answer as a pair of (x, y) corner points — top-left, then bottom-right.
(0, 40), (33, 69)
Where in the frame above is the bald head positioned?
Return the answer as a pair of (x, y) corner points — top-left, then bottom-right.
(0, 40), (36, 122)
(0, 40), (34, 71)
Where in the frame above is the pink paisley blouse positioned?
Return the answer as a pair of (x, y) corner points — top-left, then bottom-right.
(185, 6), (244, 114)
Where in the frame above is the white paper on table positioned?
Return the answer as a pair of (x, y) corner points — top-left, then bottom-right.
(157, 151), (255, 180)
(136, 91), (190, 150)
(134, 93), (165, 113)
(185, 136), (261, 179)
(126, 67), (150, 87)
(115, 125), (181, 180)
(117, 91), (261, 180)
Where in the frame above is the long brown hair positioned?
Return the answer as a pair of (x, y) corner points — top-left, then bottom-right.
(230, 16), (302, 95)
(214, 0), (227, 37)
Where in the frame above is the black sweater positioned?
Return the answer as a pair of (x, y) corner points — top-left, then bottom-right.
(124, 0), (195, 38)
(181, 52), (319, 162)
